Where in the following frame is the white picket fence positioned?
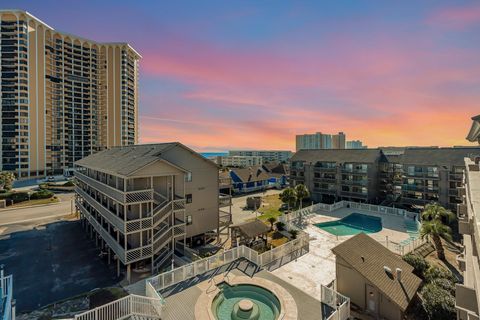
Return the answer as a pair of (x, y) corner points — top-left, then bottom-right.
(321, 285), (350, 320)
(147, 233), (310, 292)
(280, 200), (426, 256)
(73, 294), (163, 320)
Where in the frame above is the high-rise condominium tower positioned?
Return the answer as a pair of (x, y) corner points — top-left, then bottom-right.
(296, 132), (346, 151)
(0, 10), (140, 179)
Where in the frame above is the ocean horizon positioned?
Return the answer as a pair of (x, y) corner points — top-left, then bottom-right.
(200, 152), (228, 158)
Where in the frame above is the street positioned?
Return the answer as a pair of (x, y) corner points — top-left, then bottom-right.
(0, 193), (74, 235)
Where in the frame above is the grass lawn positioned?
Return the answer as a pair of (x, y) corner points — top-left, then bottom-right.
(10, 197), (59, 208)
(257, 194), (283, 221)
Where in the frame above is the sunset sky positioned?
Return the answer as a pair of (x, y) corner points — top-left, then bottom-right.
(6, 0), (480, 151)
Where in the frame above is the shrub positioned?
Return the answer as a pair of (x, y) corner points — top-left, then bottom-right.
(39, 183), (49, 190)
(63, 180), (75, 187)
(30, 190), (54, 200)
(11, 192), (30, 203)
(424, 265), (455, 283)
(0, 192), (12, 199)
(275, 221), (286, 231)
(420, 283), (455, 320)
(430, 278), (455, 295)
(402, 254), (430, 278)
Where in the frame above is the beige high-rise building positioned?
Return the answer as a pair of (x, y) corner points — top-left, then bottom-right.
(0, 10), (140, 179)
(295, 131), (346, 151)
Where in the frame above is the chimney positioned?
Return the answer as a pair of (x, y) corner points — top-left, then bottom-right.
(396, 268), (402, 282)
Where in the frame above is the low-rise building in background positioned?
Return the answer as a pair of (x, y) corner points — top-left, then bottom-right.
(346, 140), (366, 149)
(228, 150), (292, 163)
(215, 155), (263, 167)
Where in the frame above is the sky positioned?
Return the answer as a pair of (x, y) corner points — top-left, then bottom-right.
(4, 1), (480, 151)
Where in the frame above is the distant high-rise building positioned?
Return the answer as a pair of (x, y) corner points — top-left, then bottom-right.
(0, 10), (140, 179)
(296, 132), (346, 151)
(346, 140), (366, 149)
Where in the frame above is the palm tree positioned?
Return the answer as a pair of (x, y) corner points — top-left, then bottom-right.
(420, 204), (455, 260)
(279, 187), (296, 211)
(267, 217), (277, 231)
(295, 184), (310, 209)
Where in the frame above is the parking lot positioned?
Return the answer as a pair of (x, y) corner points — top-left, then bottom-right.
(0, 220), (119, 311)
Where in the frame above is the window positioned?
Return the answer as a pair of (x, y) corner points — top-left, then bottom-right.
(186, 215), (192, 225)
(186, 194), (192, 204)
(185, 171), (192, 182)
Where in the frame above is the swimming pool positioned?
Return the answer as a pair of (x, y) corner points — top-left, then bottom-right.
(314, 213), (382, 236)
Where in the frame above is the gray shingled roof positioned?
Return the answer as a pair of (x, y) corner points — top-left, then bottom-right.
(75, 143), (178, 176)
(230, 166), (271, 182)
(466, 115), (480, 143)
(332, 233), (422, 312)
(291, 149), (384, 164)
(401, 147), (480, 166)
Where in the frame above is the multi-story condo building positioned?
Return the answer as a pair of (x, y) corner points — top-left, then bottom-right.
(346, 140), (366, 149)
(467, 115), (480, 144)
(290, 149), (383, 203)
(228, 150), (292, 163)
(290, 147), (480, 212)
(74, 143), (231, 281)
(0, 10), (140, 179)
(456, 156), (480, 320)
(296, 132), (346, 151)
(215, 155), (263, 167)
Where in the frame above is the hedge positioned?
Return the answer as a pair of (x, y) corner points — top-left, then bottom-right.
(30, 190), (54, 200)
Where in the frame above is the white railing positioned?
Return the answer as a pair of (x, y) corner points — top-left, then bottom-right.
(73, 294), (162, 320)
(321, 285), (350, 320)
(378, 236), (429, 256)
(1, 272), (14, 320)
(147, 233), (310, 292)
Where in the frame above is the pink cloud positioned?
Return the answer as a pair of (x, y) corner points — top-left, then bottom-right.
(427, 3), (480, 29)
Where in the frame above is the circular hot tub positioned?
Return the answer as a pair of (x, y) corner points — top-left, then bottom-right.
(211, 283), (281, 320)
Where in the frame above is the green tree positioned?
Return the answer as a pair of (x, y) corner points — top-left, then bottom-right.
(420, 204), (455, 260)
(267, 217), (277, 231)
(420, 283), (456, 320)
(279, 187), (296, 210)
(0, 171), (15, 191)
(294, 184), (310, 209)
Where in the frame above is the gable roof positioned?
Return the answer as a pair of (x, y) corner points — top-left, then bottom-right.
(291, 149), (384, 164)
(230, 166), (270, 183)
(332, 233), (422, 312)
(75, 142), (214, 177)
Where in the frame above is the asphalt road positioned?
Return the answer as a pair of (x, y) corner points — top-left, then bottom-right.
(0, 194), (74, 227)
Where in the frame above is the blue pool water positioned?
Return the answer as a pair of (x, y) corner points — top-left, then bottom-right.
(212, 283), (281, 320)
(315, 213), (382, 236)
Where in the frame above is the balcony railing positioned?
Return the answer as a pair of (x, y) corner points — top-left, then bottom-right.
(1, 272), (13, 320)
(75, 171), (153, 203)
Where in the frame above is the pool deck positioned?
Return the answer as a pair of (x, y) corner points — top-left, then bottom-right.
(271, 207), (414, 299)
(159, 259), (334, 320)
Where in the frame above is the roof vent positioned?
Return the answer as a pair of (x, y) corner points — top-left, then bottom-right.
(384, 266), (393, 278)
(396, 268), (402, 282)
(361, 256), (365, 262)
